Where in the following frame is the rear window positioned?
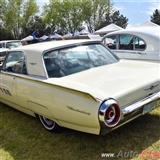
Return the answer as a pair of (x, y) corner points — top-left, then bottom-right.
(44, 44), (118, 78)
(134, 36), (146, 50)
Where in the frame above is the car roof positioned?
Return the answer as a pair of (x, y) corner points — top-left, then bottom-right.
(105, 26), (160, 39)
(11, 39), (100, 53)
(0, 40), (21, 43)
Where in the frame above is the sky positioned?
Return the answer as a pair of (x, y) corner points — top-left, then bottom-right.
(36, 0), (160, 25)
(113, 0), (160, 24)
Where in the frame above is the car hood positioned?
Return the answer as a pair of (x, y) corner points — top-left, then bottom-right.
(46, 60), (160, 107)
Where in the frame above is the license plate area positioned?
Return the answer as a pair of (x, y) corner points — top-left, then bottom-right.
(143, 100), (158, 114)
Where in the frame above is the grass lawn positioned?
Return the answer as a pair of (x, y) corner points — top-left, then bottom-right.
(0, 102), (159, 160)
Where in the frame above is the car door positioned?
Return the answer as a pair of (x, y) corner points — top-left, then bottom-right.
(0, 51), (27, 106)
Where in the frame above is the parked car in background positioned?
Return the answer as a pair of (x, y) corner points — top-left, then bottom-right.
(0, 40), (22, 49)
(102, 27), (160, 61)
(0, 48), (8, 66)
(0, 40), (159, 135)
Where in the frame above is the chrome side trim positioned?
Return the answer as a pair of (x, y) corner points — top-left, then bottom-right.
(122, 91), (160, 115)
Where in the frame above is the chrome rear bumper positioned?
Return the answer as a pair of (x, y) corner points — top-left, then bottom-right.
(100, 91), (160, 135)
(122, 91), (160, 115)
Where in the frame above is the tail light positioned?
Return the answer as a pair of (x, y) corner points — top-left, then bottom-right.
(99, 99), (121, 127)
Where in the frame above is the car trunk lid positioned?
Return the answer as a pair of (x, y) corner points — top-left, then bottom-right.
(47, 60), (160, 107)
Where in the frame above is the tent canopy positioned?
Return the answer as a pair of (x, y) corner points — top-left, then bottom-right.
(95, 23), (123, 34)
(80, 29), (90, 35)
(140, 21), (159, 27)
(39, 35), (49, 41)
(49, 33), (62, 39)
(21, 35), (34, 42)
(127, 21), (159, 28)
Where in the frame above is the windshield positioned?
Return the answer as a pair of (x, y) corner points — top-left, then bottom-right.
(44, 43), (118, 78)
(6, 41), (22, 49)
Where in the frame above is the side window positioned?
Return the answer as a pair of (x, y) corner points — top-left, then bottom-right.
(119, 34), (134, 50)
(3, 51), (27, 74)
(103, 35), (118, 49)
(134, 36), (146, 50)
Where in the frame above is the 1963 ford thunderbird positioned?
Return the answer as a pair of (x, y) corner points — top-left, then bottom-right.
(0, 40), (159, 135)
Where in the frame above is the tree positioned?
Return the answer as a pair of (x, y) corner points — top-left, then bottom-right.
(151, 9), (160, 25)
(98, 10), (128, 29)
(43, 0), (87, 34)
(43, 0), (110, 34)
(0, 0), (13, 40)
(1, 0), (38, 39)
(84, 0), (110, 33)
(0, 0), (6, 18)
(23, 16), (46, 37)
(0, 28), (13, 40)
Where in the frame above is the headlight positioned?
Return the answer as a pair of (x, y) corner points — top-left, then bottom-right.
(99, 99), (121, 128)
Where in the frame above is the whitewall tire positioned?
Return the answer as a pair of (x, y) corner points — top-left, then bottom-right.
(38, 115), (61, 132)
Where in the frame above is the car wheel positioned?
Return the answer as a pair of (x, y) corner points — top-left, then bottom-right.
(38, 115), (61, 132)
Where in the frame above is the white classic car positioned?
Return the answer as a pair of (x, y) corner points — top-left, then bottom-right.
(0, 40), (22, 49)
(102, 27), (160, 61)
(0, 40), (159, 135)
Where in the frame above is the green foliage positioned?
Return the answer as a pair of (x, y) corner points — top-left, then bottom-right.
(44, 0), (87, 34)
(0, 28), (13, 40)
(24, 0), (38, 22)
(98, 10), (128, 29)
(85, 0), (110, 32)
(43, 0), (110, 34)
(0, 0), (7, 18)
(0, 0), (38, 39)
(151, 9), (160, 25)
(23, 16), (46, 38)
(0, 0), (128, 40)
